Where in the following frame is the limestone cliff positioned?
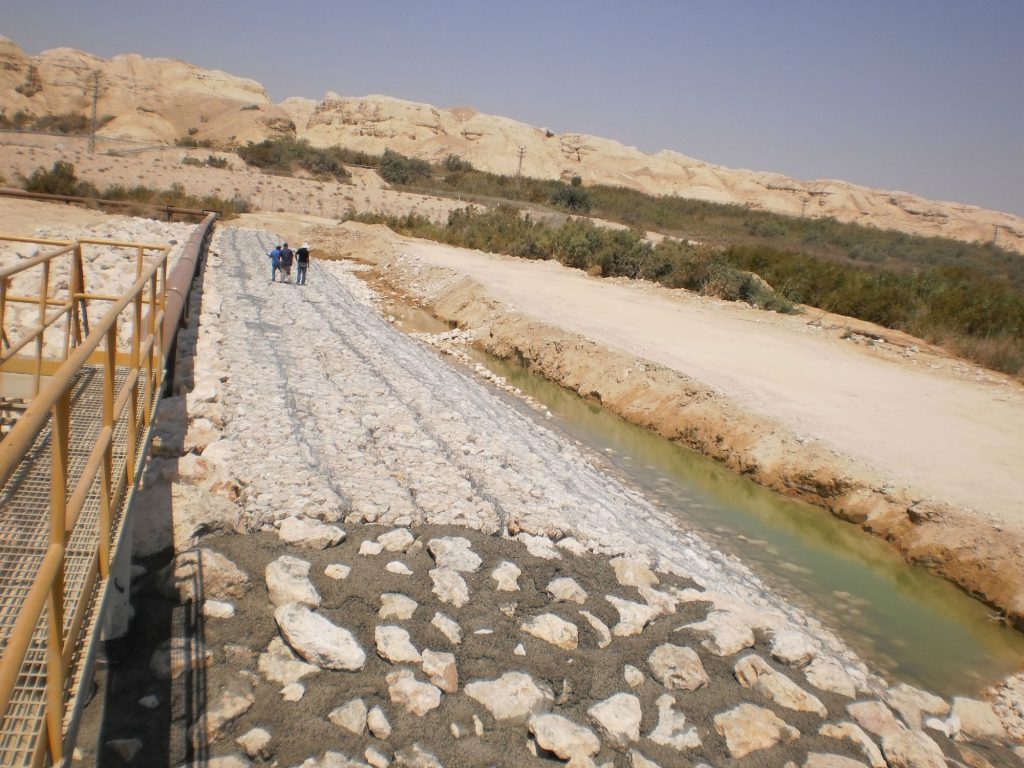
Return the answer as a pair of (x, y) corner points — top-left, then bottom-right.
(1, 36), (1021, 251)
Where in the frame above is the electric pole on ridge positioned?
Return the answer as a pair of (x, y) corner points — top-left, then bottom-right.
(515, 146), (525, 189)
(88, 71), (99, 154)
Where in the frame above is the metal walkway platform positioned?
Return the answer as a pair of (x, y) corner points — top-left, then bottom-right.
(0, 365), (146, 767)
(0, 215), (215, 767)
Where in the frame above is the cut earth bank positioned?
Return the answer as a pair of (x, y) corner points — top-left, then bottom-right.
(281, 219), (1024, 630)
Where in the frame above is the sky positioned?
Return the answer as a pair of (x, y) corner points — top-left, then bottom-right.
(4, 1), (1023, 216)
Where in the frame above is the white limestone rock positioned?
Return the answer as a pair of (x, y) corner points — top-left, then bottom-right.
(528, 714), (600, 761)
(624, 664), (645, 689)
(647, 643), (709, 691)
(385, 669), (442, 716)
(769, 628), (819, 667)
(606, 595), (660, 636)
(734, 654), (828, 717)
(521, 613), (579, 650)
(386, 561), (414, 575)
(465, 672), (553, 722)
(805, 657), (859, 699)
(375, 626), (422, 664)
(637, 585), (677, 615)
(881, 684), (948, 731)
(547, 577), (588, 604)
(588, 692), (642, 750)
(236, 727), (272, 760)
(359, 540), (385, 556)
(846, 701), (904, 739)
(427, 537), (482, 572)
(880, 730), (947, 768)
(324, 563), (351, 580)
(610, 556), (659, 588)
(329, 698), (368, 735)
(421, 649), (458, 694)
(190, 687), (254, 743)
(274, 603), (366, 671)
(491, 561), (522, 592)
(166, 548), (249, 602)
(713, 703), (800, 759)
(516, 533), (562, 560)
(429, 568), (469, 608)
(818, 722), (886, 768)
(649, 693), (701, 751)
(278, 516), (345, 549)
(379, 593), (418, 621)
(364, 746), (390, 768)
(265, 555), (320, 608)
(430, 612), (462, 645)
(685, 610), (755, 656)
(950, 696), (1008, 743)
(579, 610), (612, 648)
(203, 600), (236, 619)
(280, 683), (305, 702)
(378, 528), (415, 552)
(367, 705), (392, 739)
(258, 637), (319, 685)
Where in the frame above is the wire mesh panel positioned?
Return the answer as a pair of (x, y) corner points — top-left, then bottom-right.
(0, 364), (151, 767)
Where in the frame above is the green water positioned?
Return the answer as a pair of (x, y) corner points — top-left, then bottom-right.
(390, 304), (1024, 695)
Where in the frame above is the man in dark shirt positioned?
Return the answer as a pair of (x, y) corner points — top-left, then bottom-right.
(280, 243), (294, 283)
(295, 243), (310, 285)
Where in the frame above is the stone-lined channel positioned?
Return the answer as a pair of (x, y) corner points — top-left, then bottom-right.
(386, 300), (1024, 697)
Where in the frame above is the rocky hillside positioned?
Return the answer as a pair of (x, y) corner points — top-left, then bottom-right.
(2, 36), (1022, 252)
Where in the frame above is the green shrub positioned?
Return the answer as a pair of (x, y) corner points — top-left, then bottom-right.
(25, 161), (97, 197)
(550, 176), (592, 213)
(237, 137), (351, 181)
(379, 149), (432, 185)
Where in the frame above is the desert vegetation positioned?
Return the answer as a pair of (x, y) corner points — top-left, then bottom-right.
(347, 150), (1024, 375)
(354, 205), (797, 314)
(22, 161), (248, 218)
(0, 110), (114, 134)
(236, 137), (351, 182)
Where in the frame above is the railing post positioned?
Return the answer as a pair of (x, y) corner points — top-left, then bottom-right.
(47, 387), (70, 763)
(99, 325), (116, 577)
(34, 259), (51, 396)
(126, 292), (141, 484)
(0, 275), (8, 350)
(70, 243), (84, 348)
(76, 244), (90, 340)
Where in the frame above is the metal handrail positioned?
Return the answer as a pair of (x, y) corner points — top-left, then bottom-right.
(0, 234), (172, 766)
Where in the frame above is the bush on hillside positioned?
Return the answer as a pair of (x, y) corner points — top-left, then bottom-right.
(378, 149), (432, 185)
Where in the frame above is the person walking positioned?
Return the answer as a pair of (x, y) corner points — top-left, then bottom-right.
(280, 243), (294, 283)
(295, 243), (310, 285)
(268, 244), (282, 282)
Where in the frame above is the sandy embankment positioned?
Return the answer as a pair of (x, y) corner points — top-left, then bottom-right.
(307, 221), (1024, 626)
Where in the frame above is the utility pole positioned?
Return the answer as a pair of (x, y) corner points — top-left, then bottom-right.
(993, 225), (999, 246)
(88, 71), (99, 154)
(515, 146), (525, 189)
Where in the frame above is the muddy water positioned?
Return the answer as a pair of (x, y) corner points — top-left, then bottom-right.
(386, 303), (1024, 696)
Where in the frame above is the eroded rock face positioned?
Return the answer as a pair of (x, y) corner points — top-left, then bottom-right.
(274, 603), (366, 671)
(950, 697), (1008, 744)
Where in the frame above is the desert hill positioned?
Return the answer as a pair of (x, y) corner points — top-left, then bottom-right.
(2, 35), (1022, 252)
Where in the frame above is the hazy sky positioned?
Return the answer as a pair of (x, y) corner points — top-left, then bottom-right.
(4, 1), (1023, 215)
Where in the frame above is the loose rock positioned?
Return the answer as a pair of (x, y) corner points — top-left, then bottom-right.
(274, 603), (366, 671)
(430, 612), (462, 644)
(278, 516), (345, 549)
(376, 626), (422, 664)
(428, 537), (482, 572)
(528, 713), (600, 761)
(385, 669), (442, 716)
(465, 672), (552, 722)
(380, 593), (418, 621)
(329, 699), (368, 735)
(521, 613), (579, 650)
(491, 561), (522, 592)
(735, 654), (828, 717)
(647, 643), (709, 691)
(265, 555), (320, 608)
(588, 692), (642, 749)
(429, 568), (469, 607)
(714, 703), (800, 758)
(649, 694), (701, 751)
(548, 576), (587, 604)
(610, 556), (659, 588)
(421, 649), (458, 693)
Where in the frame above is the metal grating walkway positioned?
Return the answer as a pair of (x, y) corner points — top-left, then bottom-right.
(0, 364), (151, 767)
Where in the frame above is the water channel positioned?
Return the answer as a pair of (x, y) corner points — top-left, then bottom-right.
(386, 300), (1024, 697)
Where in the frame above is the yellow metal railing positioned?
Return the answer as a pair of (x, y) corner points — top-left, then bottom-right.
(0, 234), (171, 766)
